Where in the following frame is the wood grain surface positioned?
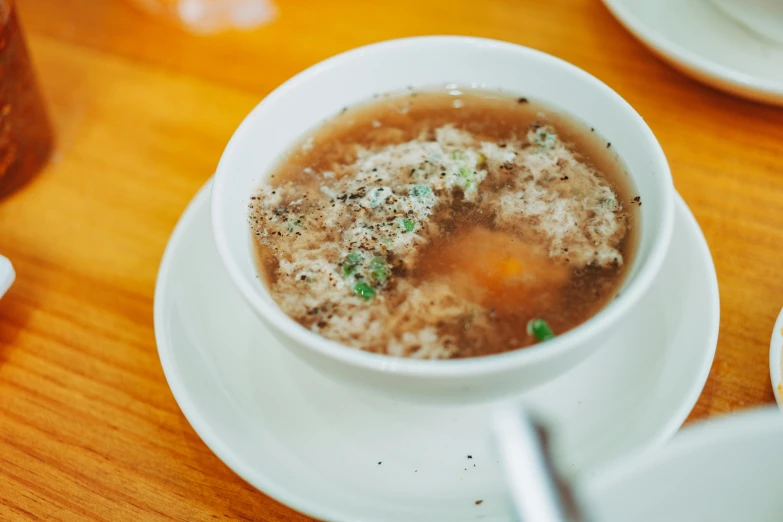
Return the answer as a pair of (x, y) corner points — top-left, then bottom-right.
(1, 0), (781, 519)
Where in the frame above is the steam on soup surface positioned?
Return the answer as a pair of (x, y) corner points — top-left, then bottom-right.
(249, 88), (639, 359)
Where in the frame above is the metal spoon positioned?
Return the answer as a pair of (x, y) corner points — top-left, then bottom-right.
(493, 407), (589, 522)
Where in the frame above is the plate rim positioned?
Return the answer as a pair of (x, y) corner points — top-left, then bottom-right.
(600, 0), (783, 104)
(582, 406), (783, 500)
(154, 181), (352, 522)
(769, 308), (783, 409)
(154, 180), (719, 521)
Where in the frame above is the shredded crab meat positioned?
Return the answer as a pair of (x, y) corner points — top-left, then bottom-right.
(249, 122), (630, 359)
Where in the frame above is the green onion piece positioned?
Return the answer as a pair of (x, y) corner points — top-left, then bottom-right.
(369, 256), (389, 283)
(353, 281), (376, 300)
(527, 319), (555, 342)
(535, 131), (556, 148)
(286, 219), (304, 232)
(451, 150), (463, 160)
(400, 218), (415, 232)
(342, 252), (362, 276)
(458, 166), (475, 191)
(598, 197), (617, 210)
(410, 185), (432, 198)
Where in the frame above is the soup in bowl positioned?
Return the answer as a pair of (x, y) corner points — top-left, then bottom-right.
(212, 36), (674, 403)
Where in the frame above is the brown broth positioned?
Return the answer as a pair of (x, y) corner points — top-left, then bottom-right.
(251, 88), (639, 358)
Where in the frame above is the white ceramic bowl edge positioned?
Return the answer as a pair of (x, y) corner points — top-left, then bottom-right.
(212, 36), (674, 403)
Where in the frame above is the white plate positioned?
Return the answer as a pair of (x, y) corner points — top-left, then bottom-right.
(769, 308), (783, 408)
(583, 407), (783, 521)
(602, 0), (783, 106)
(154, 181), (719, 522)
(0, 255), (14, 299)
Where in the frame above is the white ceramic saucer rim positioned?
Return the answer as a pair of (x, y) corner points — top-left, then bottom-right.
(601, 0), (783, 100)
(636, 190), (719, 447)
(154, 181), (718, 521)
(769, 308), (783, 408)
(154, 183), (345, 522)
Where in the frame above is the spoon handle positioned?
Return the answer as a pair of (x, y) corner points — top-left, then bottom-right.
(494, 407), (588, 522)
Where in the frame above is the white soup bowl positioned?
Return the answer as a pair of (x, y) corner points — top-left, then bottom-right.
(212, 36), (674, 403)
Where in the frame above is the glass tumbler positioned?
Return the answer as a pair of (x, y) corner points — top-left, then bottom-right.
(0, 0), (53, 199)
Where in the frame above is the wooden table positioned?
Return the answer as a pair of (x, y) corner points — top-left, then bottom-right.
(1, 0), (781, 519)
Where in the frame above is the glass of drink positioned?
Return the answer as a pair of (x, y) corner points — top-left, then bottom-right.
(0, 0), (53, 199)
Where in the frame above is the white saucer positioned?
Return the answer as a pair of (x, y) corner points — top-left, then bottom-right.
(602, 0), (783, 106)
(0, 255), (13, 299)
(769, 308), (783, 408)
(154, 181), (719, 522)
(583, 407), (783, 521)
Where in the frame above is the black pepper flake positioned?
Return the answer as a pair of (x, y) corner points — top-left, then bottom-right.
(590, 127), (595, 132)
(606, 142), (612, 148)
(300, 275), (306, 281)
(378, 461), (382, 465)
(317, 321), (327, 328)
(517, 97), (528, 104)
(467, 455), (472, 459)
(633, 196), (641, 202)
(561, 176), (568, 181)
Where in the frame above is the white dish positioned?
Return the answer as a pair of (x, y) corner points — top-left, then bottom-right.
(712, 0), (783, 45)
(602, 0), (783, 106)
(211, 36), (675, 403)
(583, 407), (783, 521)
(769, 307), (783, 408)
(154, 181), (718, 522)
(0, 255), (14, 299)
